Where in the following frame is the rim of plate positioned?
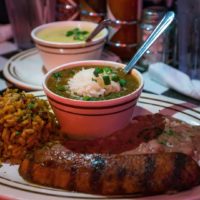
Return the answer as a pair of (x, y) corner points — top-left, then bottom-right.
(0, 92), (199, 200)
(2, 48), (121, 91)
(3, 48), (43, 91)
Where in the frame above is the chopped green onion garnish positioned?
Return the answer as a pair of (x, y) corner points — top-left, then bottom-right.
(82, 96), (97, 101)
(56, 85), (66, 91)
(82, 96), (91, 101)
(119, 79), (127, 87)
(104, 67), (112, 74)
(52, 72), (62, 79)
(66, 31), (74, 37)
(103, 75), (111, 85)
(81, 31), (89, 35)
(66, 28), (89, 41)
(111, 74), (119, 82)
(93, 67), (103, 77)
(74, 34), (85, 41)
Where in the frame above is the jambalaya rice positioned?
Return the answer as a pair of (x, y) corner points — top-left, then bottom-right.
(0, 89), (57, 164)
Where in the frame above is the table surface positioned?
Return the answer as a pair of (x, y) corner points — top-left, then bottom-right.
(0, 41), (199, 106)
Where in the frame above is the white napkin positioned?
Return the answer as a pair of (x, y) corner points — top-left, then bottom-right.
(148, 62), (200, 100)
(0, 56), (8, 71)
(0, 78), (11, 91)
(143, 72), (169, 95)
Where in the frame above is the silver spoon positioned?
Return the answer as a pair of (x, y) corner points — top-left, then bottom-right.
(86, 19), (118, 42)
(123, 11), (175, 74)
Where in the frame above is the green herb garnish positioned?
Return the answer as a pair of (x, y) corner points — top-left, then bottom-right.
(56, 85), (66, 91)
(66, 28), (89, 41)
(103, 75), (111, 85)
(82, 31), (89, 35)
(103, 67), (112, 74)
(93, 67), (103, 77)
(119, 79), (127, 87)
(111, 74), (119, 82)
(82, 96), (97, 101)
(74, 34), (85, 41)
(66, 30), (74, 37)
(66, 28), (79, 37)
(82, 96), (91, 101)
(52, 72), (62, 79)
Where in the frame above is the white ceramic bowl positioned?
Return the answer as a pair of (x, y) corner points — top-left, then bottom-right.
(31, 21), (108, 71)
(43, 60), (144, 140)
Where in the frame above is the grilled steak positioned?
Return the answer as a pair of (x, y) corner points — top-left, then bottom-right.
(19, 142), (200, 195)
(123, 115), (200, 165)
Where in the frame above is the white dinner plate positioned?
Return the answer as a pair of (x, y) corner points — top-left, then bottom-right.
(2, 48), (122, 91)
(0, 92), (200, 200)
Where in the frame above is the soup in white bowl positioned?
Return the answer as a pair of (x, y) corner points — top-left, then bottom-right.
(31, 21), (108, 71)
(43, 60), (144, 140)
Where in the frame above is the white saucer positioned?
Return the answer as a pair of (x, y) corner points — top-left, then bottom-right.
(3, 48), (122, 91)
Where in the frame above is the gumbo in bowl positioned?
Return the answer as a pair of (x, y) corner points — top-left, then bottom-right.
(47, 66), (140, 101)
(43, 60), (143, 140)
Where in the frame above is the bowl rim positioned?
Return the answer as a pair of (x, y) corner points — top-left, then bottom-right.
(42, 60), (144, 107)
(31, 21), (108, 48)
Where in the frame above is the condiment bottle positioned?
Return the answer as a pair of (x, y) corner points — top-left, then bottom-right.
(139, 6), (172, 69)
(107, 0), (141, 60)
(80, 0), (106, 23)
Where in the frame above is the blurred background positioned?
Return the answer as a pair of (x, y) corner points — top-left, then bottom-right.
(0, 0), (199, 78)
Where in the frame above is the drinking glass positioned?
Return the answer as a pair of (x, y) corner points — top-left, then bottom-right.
(5, 0), (56, 49)
(178, 0), (200, 80)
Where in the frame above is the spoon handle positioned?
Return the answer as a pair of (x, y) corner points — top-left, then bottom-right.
(86, 19), (114, 42)
(124, 11), (175, 74)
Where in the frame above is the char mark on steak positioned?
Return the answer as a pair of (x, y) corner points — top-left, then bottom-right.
(19, 142), (200, 195)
